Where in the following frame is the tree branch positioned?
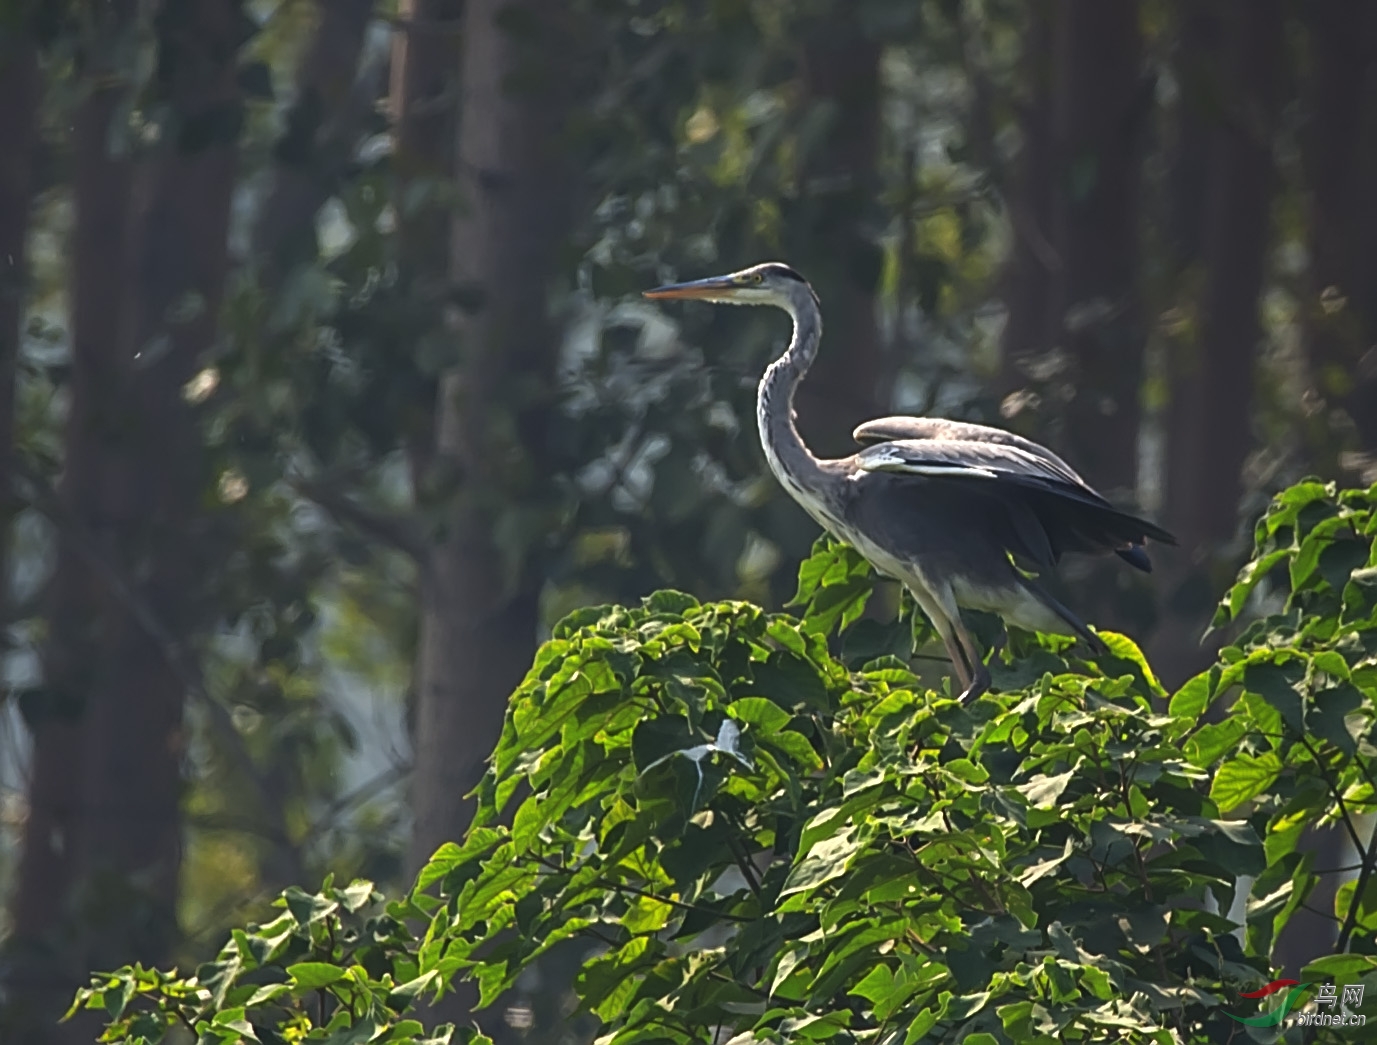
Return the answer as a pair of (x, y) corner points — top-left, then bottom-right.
(1338, 816), (1377, 952)
(289, 473), (427, 560)
(1297, 735), (1367, 856)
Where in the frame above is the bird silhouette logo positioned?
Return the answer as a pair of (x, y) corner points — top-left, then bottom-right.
(1225, 980), (1308, 1027)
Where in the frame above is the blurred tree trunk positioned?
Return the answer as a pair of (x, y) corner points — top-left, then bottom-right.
(1168, 3), (1215, 270)
(253, 0), (376, 277)
(0, 17), (48, 1034)
(82, 0), (243, 961)
(1301, 1), (1377, 455)
(997, 1), (1150, 615)
(390, 0), (462, 485)
(1002, 1), (1153, 638)
(0, 15), (35, 548)
(408, 0), (575, 875)
(6, 5), (136, 1037)
(790, 0), (883, 458)
(1156, 0), (1281, 687)
(1052, 0), (1147, 496)
(7, 3), (243, 1040)
(998, 0), (1058, 392)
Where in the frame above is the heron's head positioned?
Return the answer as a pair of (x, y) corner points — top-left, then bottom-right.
(643, 262), (816, 313)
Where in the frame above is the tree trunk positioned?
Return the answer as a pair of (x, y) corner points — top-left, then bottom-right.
(1003, 0), (1152, 639)
(408, 0), (575, 875)
(1168, 2), (1216, 271)
(77, 0), (243, 966)
(998, 0), (1058, 393)
(1156, 0), (1281, 689)
(1300, 0), (1377, 455)
(0, 13), (35, 543)
(789, 0), (884, 458)
(6, 3), (243, 1039)
(390, 0), (463, 485)
(1053, 0), (1147, 497)
(0, 18), (50, 1038)
(6, 8), (138, 1038)
(997, 3), (1150, 659)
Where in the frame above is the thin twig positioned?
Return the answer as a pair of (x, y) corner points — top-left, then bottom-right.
(289, 473), (427, 561)
(1338, 818), (1377, 952)
(1300, 901), (1343, 925)
(527, 852), (751, 923)
(1297, 735), (1367, 855)
(720, 807), (764, 898)
(302, 762), (410, 842)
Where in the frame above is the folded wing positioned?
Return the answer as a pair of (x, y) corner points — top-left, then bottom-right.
(853, 416), (1090, 489)
(853, 436), (1175, 572)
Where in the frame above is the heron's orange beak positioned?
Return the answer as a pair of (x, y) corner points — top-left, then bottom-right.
(643, 275), (740, 300)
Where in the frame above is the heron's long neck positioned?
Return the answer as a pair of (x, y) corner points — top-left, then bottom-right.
(757, 300), (828, 504)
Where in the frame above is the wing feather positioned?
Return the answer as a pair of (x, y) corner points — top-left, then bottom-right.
(851, 438), (1177, 562)
(853, 416), (1089, 488)
(856, 439), (1096, 497)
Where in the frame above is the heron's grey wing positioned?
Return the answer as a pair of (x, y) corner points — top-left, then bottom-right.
(852, 416), (1089, 489)
(854, 438), (1176, 566)
(845, 468), (1105, 650)
(856, 438), (1092, 493)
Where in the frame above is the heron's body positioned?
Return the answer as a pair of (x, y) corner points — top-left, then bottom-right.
(645, 262), (1175, 701)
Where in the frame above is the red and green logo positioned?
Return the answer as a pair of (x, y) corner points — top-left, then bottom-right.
(1226, 980), (1310, 1027)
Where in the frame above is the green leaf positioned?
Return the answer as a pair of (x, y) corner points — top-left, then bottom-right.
(1169, 667), (1216, 720)
(287, 962), (347, 991)
(337, 879), (375, 912)
(1096, 630), (1165, 696)
(782, 824), (867, 895)
(1017, 770), (1075, 809)
(281, 886), (339, 926)
(1223, 547), (1289, 620)
(320, 1017), (382, 1045)
(1334, 877), (1377, 933)
(1242, 658), (1304, 734)
(1185, 717), (1248, 768)
(763, 729), (824, 770)
(1210, 752), (1283, 812)
(212, 1007), (259, 1041)
(1310, 683), (1363, 756)
(727, 696), (791, 733)
(1301, 953), (1377, 984)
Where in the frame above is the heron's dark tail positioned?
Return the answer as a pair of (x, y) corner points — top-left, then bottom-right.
(1019, 577), (1111, 657)
(1025, 486), (1177, 573)
(1115, 544), (1152, 572)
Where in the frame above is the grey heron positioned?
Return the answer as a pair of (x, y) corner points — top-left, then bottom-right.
(644, 261), (1175, 703)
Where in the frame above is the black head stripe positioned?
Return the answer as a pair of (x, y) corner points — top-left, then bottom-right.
(761, 262), (807, 283)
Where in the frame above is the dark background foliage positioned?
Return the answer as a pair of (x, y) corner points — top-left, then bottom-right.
(1, 0), (1376, 1040)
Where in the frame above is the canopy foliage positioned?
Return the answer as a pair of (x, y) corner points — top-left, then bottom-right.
(73, 479), (1377, 1042)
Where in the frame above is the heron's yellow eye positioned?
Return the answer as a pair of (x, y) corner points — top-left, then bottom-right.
(750, 272), (763, 284)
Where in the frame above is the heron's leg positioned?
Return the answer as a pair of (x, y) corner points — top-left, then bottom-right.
(951, 616), (991, 704)
(988, 622), (1009, 658)
(908, 582), (975, 697)
(936, 627), (973, 695)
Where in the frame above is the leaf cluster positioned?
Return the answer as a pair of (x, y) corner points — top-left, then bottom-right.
(82, 476), (1377, 1044)
(71, 875), (466, 1045)
(1190, 479), (1377, 974)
